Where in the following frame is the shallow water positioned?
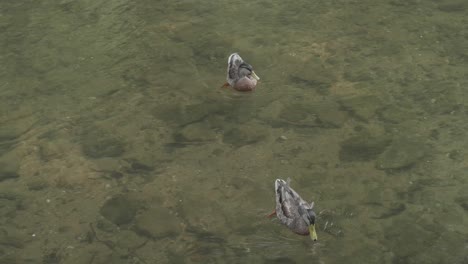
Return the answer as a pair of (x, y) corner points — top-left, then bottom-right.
(1, 0), (468, 263)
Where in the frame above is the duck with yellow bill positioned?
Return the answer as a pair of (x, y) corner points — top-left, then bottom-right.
(269, 178), (318, 241)
(222, 53), (260, 92)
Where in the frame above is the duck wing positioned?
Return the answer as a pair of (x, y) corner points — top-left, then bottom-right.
(275, 179), (302, 226)
(227, 53), (243, 85)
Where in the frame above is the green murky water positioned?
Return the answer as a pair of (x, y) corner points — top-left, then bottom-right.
(1, 0), (468, 263)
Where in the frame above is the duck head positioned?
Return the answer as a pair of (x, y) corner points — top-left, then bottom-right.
(302, 209), (318, 241)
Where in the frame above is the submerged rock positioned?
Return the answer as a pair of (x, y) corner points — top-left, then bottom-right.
(378, 105), (419, 124)
(0, 155), (19, 182)
(100, 195), (139, 226)
(455, 197), (468, 212)
(0, 192), (24, 217)
(82, 137), (125, 158)
(274, 102), (346, 128)
(0, 228), (29, 248)
(340, 134), (391, 162)
(183, 103), (221, 124)
(93, 158), (121, 172)
(135, 207), (181, 238)
(153, 102), (222, 126)
(0, 118), (35, 144)
(290, 59), (334, 94)
(343, 62), (374, 82)
(115, 230), (147, 249)
(80, 125), (126, 159)
(383, 218), (439, 258)
(222, 123), (269, 147)
(278, 104), (317, 127)
(264, 257), (297, 264)
(26, 179), (49, 191)
(340, 95), (382, 121)
(0, 165), (19, 182)
(0, 128), (20, 142)
(152, 104), (183, 123)
(279, 104), (308, 122)
(370, 203), (406, 219)
(447, 150), (464, 162)
(315, 104), (348, 128)
(126, 159), (154, 174)
(438, 2), (467, 12)
(376, 138), (427, 170)
(176, 122), (217, 142)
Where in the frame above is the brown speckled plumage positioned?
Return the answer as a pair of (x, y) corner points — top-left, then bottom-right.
(274, 179), (317, 237)
(226, 53), (260, 91)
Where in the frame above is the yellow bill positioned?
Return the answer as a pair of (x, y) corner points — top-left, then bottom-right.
(251, 71), (260, 80)
(309, 224), (318, 241)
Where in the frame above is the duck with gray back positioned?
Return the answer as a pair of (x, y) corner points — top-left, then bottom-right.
(270, 178), (318, 241)
(223, 53), (260, 91)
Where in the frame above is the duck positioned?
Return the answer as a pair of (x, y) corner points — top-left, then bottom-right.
(270, 178), (318, 241)
(222, 53), (260, 91)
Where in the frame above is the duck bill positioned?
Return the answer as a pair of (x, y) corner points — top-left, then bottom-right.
(309, 224), (318, 241)
(251, 71), (260, 80)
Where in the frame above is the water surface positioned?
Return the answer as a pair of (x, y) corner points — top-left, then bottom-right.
(1, 0), (468, 263)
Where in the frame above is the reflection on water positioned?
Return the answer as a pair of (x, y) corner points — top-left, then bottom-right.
(1, 0), (468, 263)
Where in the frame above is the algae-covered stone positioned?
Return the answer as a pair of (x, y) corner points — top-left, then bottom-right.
(152, 104), (183, 123)
(383, 218), (438, 258)
(0, 228), (29, 248)
(179, 227), (227, 262)
(135, 207), (181, 238)
(343, 61), (374, 82)
(378, 105), (419, 124)
(0, 118), (34, 143)
(27, 179), (49, 191)
(290, 59), (334, 93)
(182, 103), (220, 124)
(153, 102), (221, 126)
(80, 126), (126, 159)
(93, 158), (121, 172)
(279, 104), (308, 123)
(376, 138), (427, 170)
(115, 230), (147, 249)
(455, 196), (468, 211)
(447, 150), (463, 162)
(222, 123), (269, 147)
(0, 155), (19, 182)
(258, 101), (282, 121)
(315, 104), (348, 128)
(0, 128), (19, 142)
(82, 137), (125, 158)
(125, 159), (154, 174)
(340, 95), (383, 121)
(408, 81), (460, 115)
(0, 192), (23, 217)
(340, 134), (391, 162)
(0, 166), (19, 182)
(176, 122), (217, 142)
(100, 195), (139, 226)
(278, 104), (317, 127)
(438, 2), (467, 12)
(96, 219), (117, 233)
(370, 203), (406, 219)
(38, 140), (70, 161)
(263, 256), (297, 264)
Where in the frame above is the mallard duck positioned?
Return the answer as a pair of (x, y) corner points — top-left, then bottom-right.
(222, 53), (260, 91)
(271, 178), (318, 241)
